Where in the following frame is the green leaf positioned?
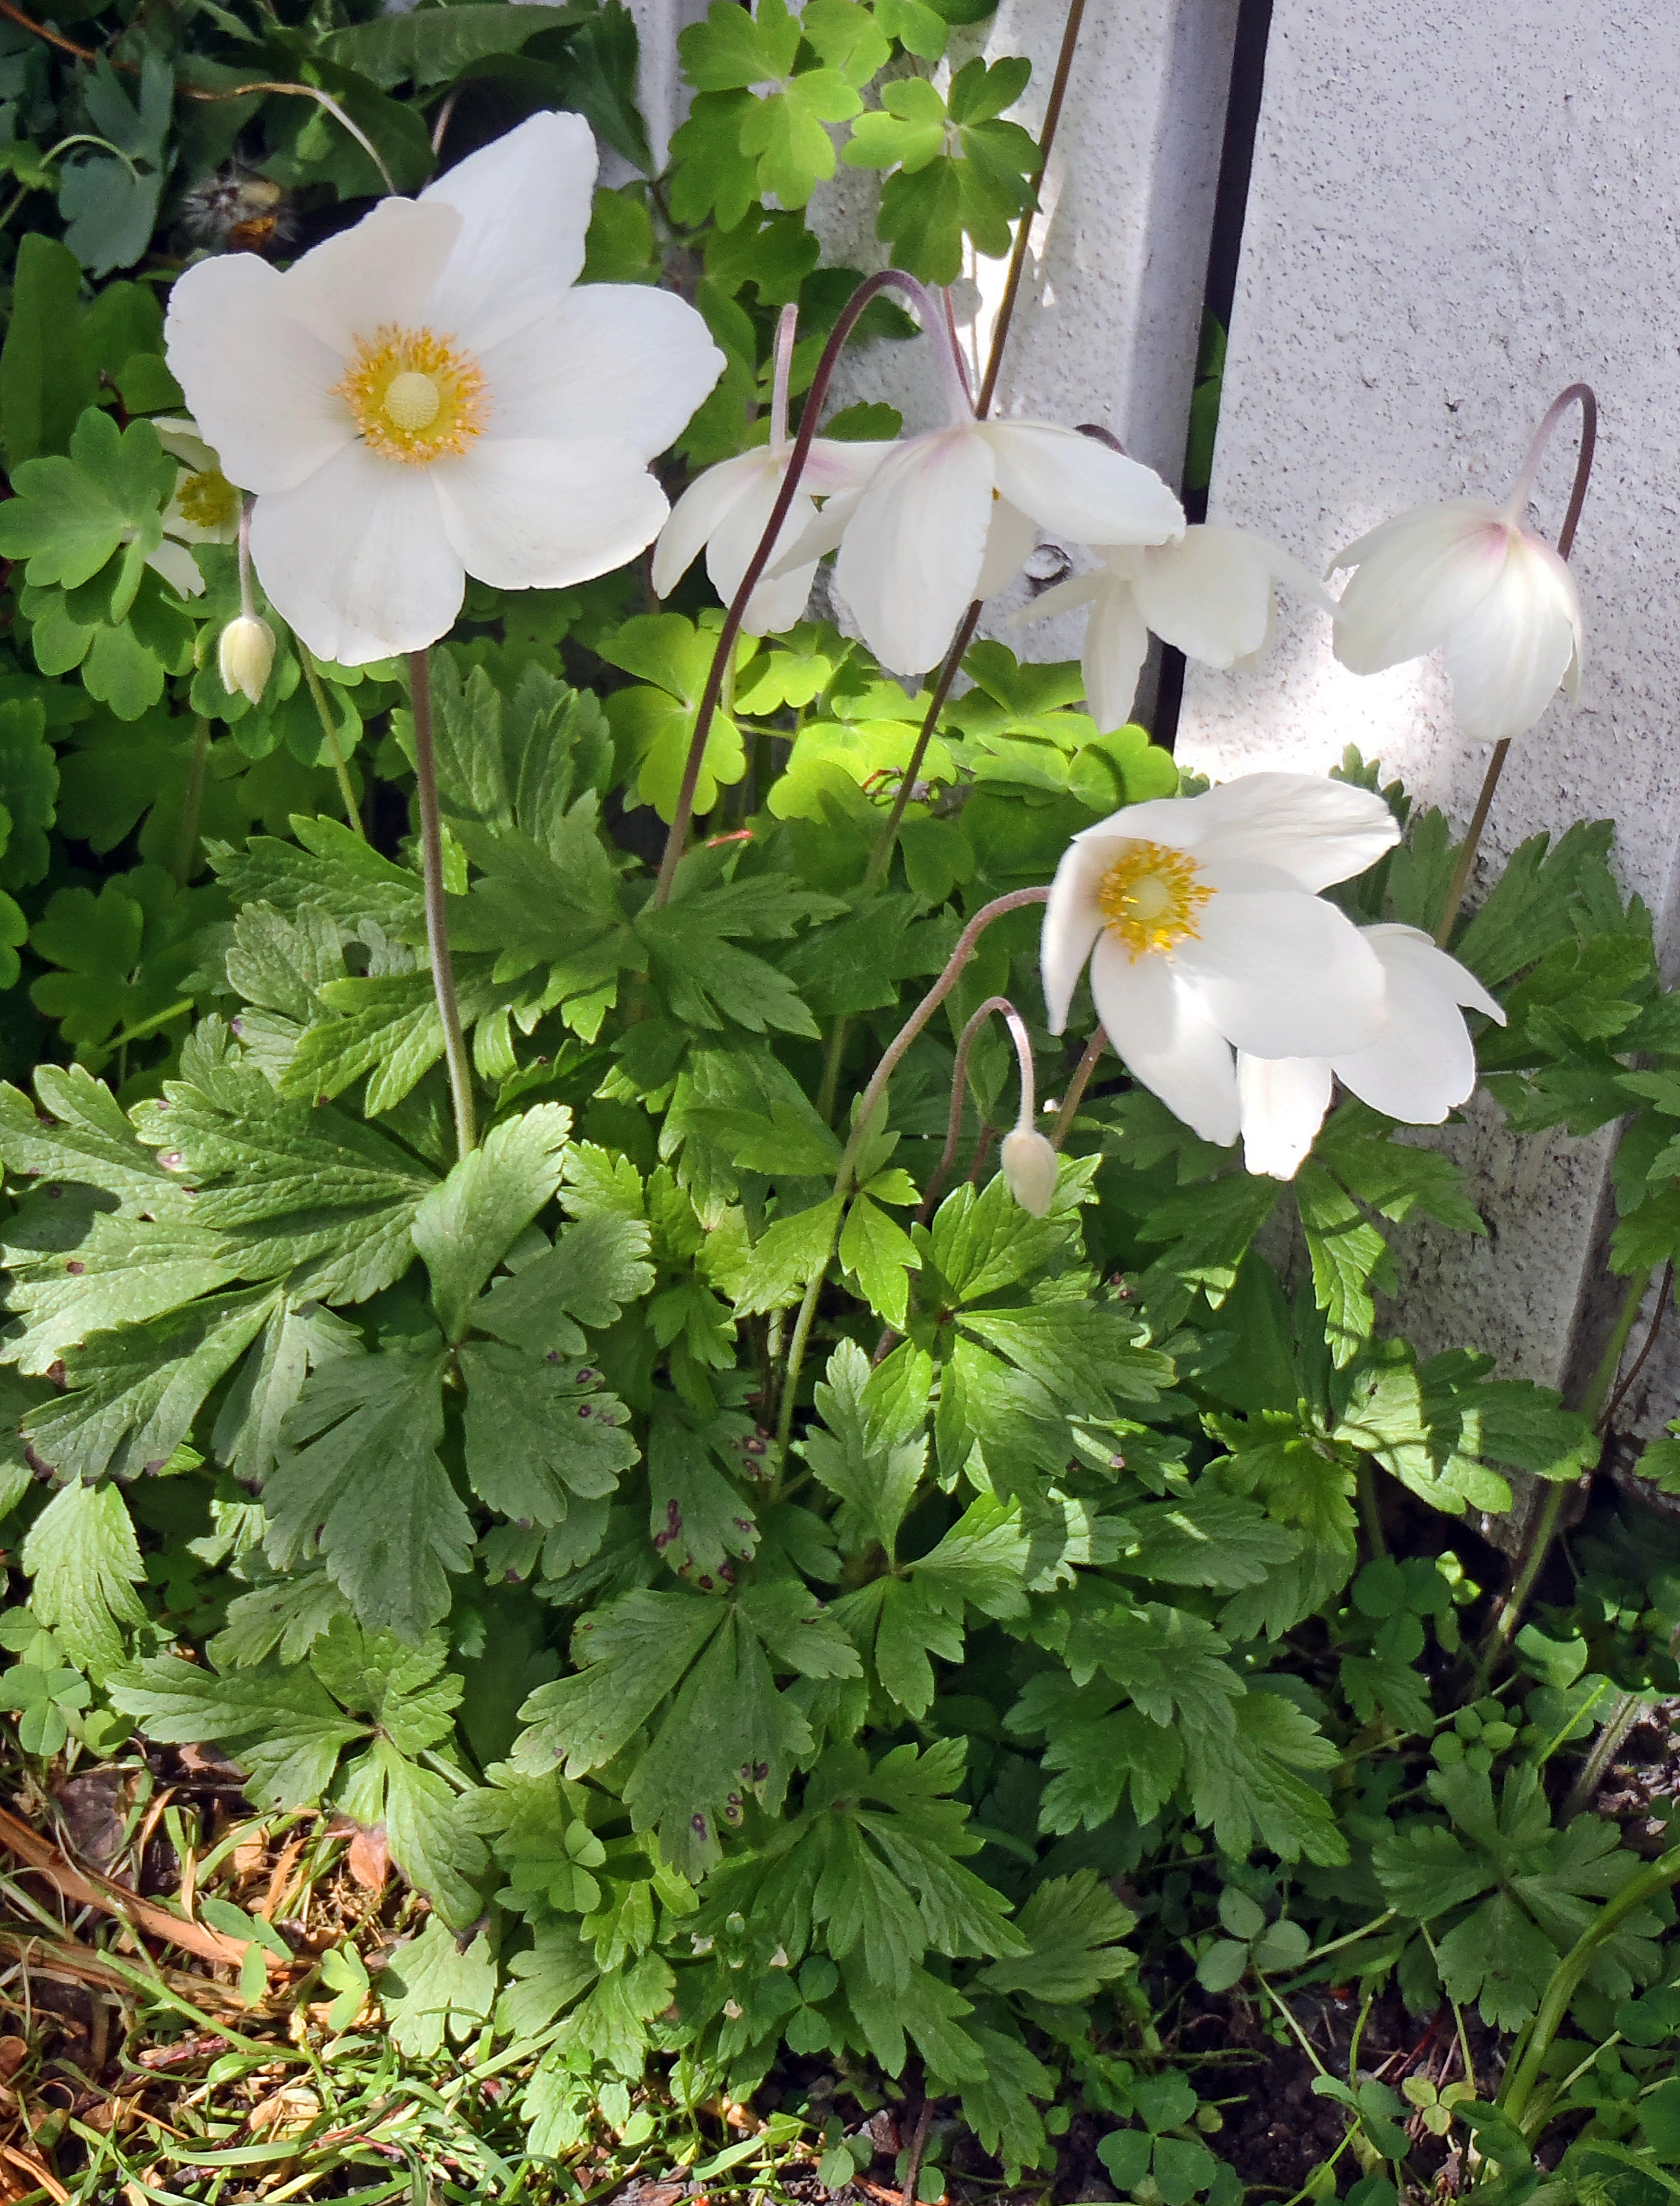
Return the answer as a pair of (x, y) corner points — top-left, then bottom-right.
(838, 1192), (920, 1329)
(266, 1342), (471, 1641)
(976, 1869), (1136, 2002)
(323, 2), (589, 87)
(1433, 1890), (1559, 2032)
(1294, 1161), (1387, 1365)
(1183, 1691), (1348, 1867)
(21, 1479), (147, 1676)
(22, 1284), (280, 1485)
(462, 1340), (637, 1527)
(734, 1195), (844, 1316)
(110, 1651), (367, 1805)
(413, 1103), (572, 1339)
(381, 1920), (497, 2058)
(0, 236), (97, 464)
(343, 1737), (488, 1927)
(0, 408), (174, 589)
(647, 1402), (758, 1582)
(515, 1587), (727, 1777)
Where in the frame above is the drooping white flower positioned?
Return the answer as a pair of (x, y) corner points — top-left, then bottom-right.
(1000, 1125), (1059, 1217)
(1019, 524), (1332, 731)
(653, 306), (892, 635)
(782, 411), (1183, 676)
(1236, 924), (1506, 1180)
(1330, 497), (1583, 740)
(1040, 774), (1400, 1146)
(218, 612), (275, 705)
(165, 112), (725, 666)
(121, 418), (242, 600)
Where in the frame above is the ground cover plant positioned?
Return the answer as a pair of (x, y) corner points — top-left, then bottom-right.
(0, 0), (1675, 2201)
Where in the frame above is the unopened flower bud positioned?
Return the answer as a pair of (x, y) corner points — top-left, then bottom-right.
(1000, 1126), (1058, 1217)
(218, 613), (275, 705)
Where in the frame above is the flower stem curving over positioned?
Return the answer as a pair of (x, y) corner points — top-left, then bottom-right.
(409, 647), (477, 1162)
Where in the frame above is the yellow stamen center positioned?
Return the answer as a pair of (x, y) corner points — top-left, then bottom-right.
(334, 325), (488, 464)
(1096, 840), (1212, 959)
(176, 468), (240, 530)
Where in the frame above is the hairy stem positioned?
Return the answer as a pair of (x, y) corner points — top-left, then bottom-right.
(651, 269), (949, 908)
(408, 648), (477, 1161)
(1433, 383), (1597, 948)
(920, 994), (1029, 1223)
(774, 887), (1050, 1459)
(975, 0), (1088, 418)
(1049, 1024), (1108, 1149)
(1472, 1262), (1651, 1680)
(298, 644), (365, 838)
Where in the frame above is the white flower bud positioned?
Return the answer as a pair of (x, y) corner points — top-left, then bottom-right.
(218, 613), (275, 705)
(1000, 1127), (1058, 1217)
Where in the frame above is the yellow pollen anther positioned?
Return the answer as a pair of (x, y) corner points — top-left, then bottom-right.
(335, 325), (488, 465)
(176, 468), (240, 531)
(1096, 840), (1212, 960)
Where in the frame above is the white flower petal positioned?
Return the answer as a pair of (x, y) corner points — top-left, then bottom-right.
(1236, 1052), (1333, 1179)
(975, 496), (1039, 599)
(422, 109), (598, 350)
(652, 453), (770, 598)
(980, 422), (1184, 548)
(799, 438), (898, 495)
(433, 434), (668, 591)
(1041, 834), (1113, 1033)
(1132, 525), (1280, 668)
(1185, 772), (1400, 889)
(1330, 926), (1499, 1121)
(1440, 530), (1582, 738)
(1088, 937), (1238, 1145)
(249, 444), (463, 666)
(1082, 578), (1150, 731)
(1330, 499), (1511, 675)
(165, 254), (353, 495)
(146, 538), (205, 598)
(152, 420), (220, 474)
(279, 196), (463, 357)
(479, 285), (725, 461)
(1174, 882), (1387, 1057)
(1012, 569), (1104, 624)
(833, 427), (995, 675)
(1071, 772), (1398, 891)
(694, 460), (821, 633)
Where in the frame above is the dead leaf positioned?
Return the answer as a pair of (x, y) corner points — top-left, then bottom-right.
(346, 1827), (389, 1893)
(247, 2084), (321, 2139)
(0, 2038), (26, 2082)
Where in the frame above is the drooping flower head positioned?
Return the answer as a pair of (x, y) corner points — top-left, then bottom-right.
(1329, 394), (1589, 740)
(1020, 524), (1333, 731)
(1041, 774), (1401, 1145)
(653, 304), (892, 635)
(1236, 925), (1506, 1180)
(166, 113), (725, 666)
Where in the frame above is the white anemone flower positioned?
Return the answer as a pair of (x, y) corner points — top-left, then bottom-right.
(130, 418), (241, 600)
(1041, 773), (1400, 1147)
(165, 111), (725, 666)
(781, 407), (1184, 676)
(1237, 925), (1506, 1180)
(1019, 524), (1332, 731)
(1330, 495), (1584, 740)
(653, 306), (892, 635)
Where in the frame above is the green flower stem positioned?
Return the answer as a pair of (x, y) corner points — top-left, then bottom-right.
(173, 714), (210, 886)
(298, 643), (365, 838)
(1473, 1261), (1650, 1682)
(862, 598), (981, 890)
(1432, 383), (1596, 950)
(1498, 1841), (1680, 2132)
(408, 646), (477, 1162)
(774, 886), (1049, 1460)
(1049, 1024), (1107, 1150)
(1295, 1908), (1396, 1969)
(1355, 1457), (1387, 1559)
(651, 267), (946, 910)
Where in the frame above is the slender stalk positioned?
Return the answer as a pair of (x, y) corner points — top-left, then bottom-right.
(773, 887), (1050, 1459)
(863, 600), (982, 889)
(173, 717), (210, 887)
(1355, 1459), (1387, 1560)
(919, 994), (1031, 1223)
(650, 269), (949, 908)
(974, 0), (1088, 418)
(408, 649), (477, 1161)
(298, 644), (365, 838)
(1049, 1024), (1107, 1149)
(1433, 384), (1597, 947)
(1471, 1262), (1651, 1680)
(1499, 1843), (1680, 2131)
